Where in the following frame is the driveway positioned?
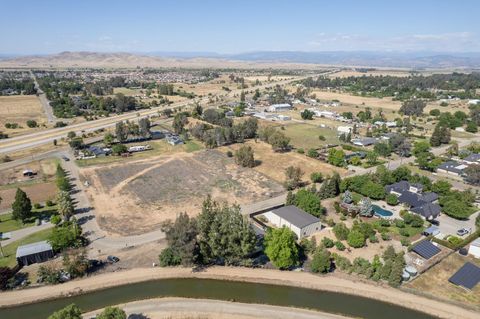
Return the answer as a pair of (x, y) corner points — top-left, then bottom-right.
(437, 210), (479, 237)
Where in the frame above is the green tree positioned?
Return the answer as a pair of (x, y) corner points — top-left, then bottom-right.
(310, 172), (323, 183)
(48, 221), (83, 251)
(293, 189), (324, 217)
(173, 113), (189, 134)
(138, 117), (151, 139)
(347, 230), (366, 248)
(48, 304), (82, 319)
(310, 248), (331, 273)
(115, 122), (128, 143)
(374, 142), (392, 157)
(234, 145), (255, 167)
(103, 132), (114, 146)
(56, 191), (75, 221)
(160, 212), (198, 266)
(301, 109), (314, 120)
(327, 148), (345, 167)
(12, 188), (32, 223)
(96, 307), (127, 319)
(386, 193), (399, 205)
(111, 144), (128, 155)
(399, 99), (426, 116)
(264, 227), (299, 269)
(268, 131), (290, 152)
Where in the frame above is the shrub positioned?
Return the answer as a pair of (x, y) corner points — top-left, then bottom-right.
(369, 235), (378, 243)
(332, 253), (352, 272)
(394, 219), (405, 228)
(333, 222), (350, 240)
(335, 241), (346, 251)
(447, 236), (463, 246)
(381, 232), (391, 241)
(399, 228), (410, 237)
(321, 237), (334, 248)
(385, 194), (399, 206)
(226, 150), (233, 157)
(310, 172), (323, 183)
(46, 200), (55, 207)
(297, 148), (304, 154)
(111, 144), (127, 155)
(310, 248), (331, 273)
(307, 148), (318, 158)
(33, 203), (42, 210)
(159, 247), (181, 267)
(401, 238), (410, 246)
(50, 215), (62, 225)
(26, 120), (38, 128)
(234, 145), (255, 167)
(347, 230), (366, 248)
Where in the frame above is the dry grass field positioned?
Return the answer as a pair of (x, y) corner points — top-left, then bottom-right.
(82, 150), (284, 235)
(405, 253), (480, 309)
(0, 95), (47, 136)
(224, 141), (346, 184)
(0, 158), (58, 210)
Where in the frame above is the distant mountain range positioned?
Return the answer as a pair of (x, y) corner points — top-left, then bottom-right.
(1, 51), (480, 69)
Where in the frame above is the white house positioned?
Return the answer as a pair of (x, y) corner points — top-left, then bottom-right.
(268, 103), (292, 112)
(468, 99), (480, 105)
(263, 206), (322, 239)
(469, 238), (480, 258)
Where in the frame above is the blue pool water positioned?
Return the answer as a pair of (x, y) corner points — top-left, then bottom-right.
(372, 204), (393, 217)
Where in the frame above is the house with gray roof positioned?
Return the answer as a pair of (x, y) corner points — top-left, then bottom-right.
(385, 181), (441, 220)
(263, 205), (322, 239)
(463, 153), (480, 165)
(437, 161), (467, 177)
(351, 137), (377, 147)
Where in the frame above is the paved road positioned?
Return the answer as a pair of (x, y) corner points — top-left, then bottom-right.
(30, 70), (56, 123)
(0, 76), (312, 155)
(1, 222), (53, 246)
(82, 298), (348, 319)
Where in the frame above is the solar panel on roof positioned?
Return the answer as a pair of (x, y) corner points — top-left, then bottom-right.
(412, 240), (441, 260)
(449, 262), (480, 290)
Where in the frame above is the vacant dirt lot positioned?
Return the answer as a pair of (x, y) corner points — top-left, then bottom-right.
(0, 95), (47, 136)
(224, 141), (346, 184)
(0, 158), (57, 186)
(82, 150), (283, 235)
(405, 253), (480, 309)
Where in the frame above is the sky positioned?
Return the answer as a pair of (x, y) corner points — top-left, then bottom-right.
(1, 0), (480, 55)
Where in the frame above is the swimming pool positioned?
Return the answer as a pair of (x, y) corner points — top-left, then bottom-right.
(372, 205), (393, 218)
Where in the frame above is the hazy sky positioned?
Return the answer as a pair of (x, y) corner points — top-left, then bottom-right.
(2, 0), (479, 54)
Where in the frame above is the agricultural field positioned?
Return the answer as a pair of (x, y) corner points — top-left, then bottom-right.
(0, 158), (58, 211)
(405, 253), (480, 309)
(0, 95), (47, 137)
(225, 141), (347, 184)
(82, 149), (284, 235)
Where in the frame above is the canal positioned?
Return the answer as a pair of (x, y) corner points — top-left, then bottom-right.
(0, 278), (436, 319)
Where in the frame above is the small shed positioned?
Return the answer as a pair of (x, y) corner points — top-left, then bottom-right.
(16, 241), (54, 266)
(468, 238), (480, 259)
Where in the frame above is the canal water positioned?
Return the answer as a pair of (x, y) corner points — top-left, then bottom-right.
(0, 278), (436, 319)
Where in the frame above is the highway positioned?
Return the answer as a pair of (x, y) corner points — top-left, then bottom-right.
(0, 75), (315, 155)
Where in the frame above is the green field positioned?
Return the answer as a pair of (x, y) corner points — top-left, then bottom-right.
(76, 139), (204, 167)
(0, 205), (58, 234)
(0, 228), (53, 267)
(281, 123), (339, 150)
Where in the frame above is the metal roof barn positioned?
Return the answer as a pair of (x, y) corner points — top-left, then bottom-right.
(16, 240), (54, 266)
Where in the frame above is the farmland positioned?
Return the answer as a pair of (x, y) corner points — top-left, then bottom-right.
(82, 149), (284, 235)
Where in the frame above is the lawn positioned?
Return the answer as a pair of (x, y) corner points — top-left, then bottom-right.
(0, 228), (53, 268)
(76, 139), (204, 167)
(0, 205), (58, 234)
(281, 123), (340, 150)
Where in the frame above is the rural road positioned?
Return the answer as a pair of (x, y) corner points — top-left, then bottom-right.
(0, 222), (53, 246)
(0, 76), (313, 155)
(82, 298), (349, 319)
(30, 70), (57, 123)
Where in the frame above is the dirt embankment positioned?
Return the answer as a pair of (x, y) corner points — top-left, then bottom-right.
(0, 267), (477, 319)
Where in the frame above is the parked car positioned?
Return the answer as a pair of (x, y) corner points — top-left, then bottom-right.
(107, 255), (120, 263)
(456, 228), (470, 236)
(61, 155), (70, 161)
